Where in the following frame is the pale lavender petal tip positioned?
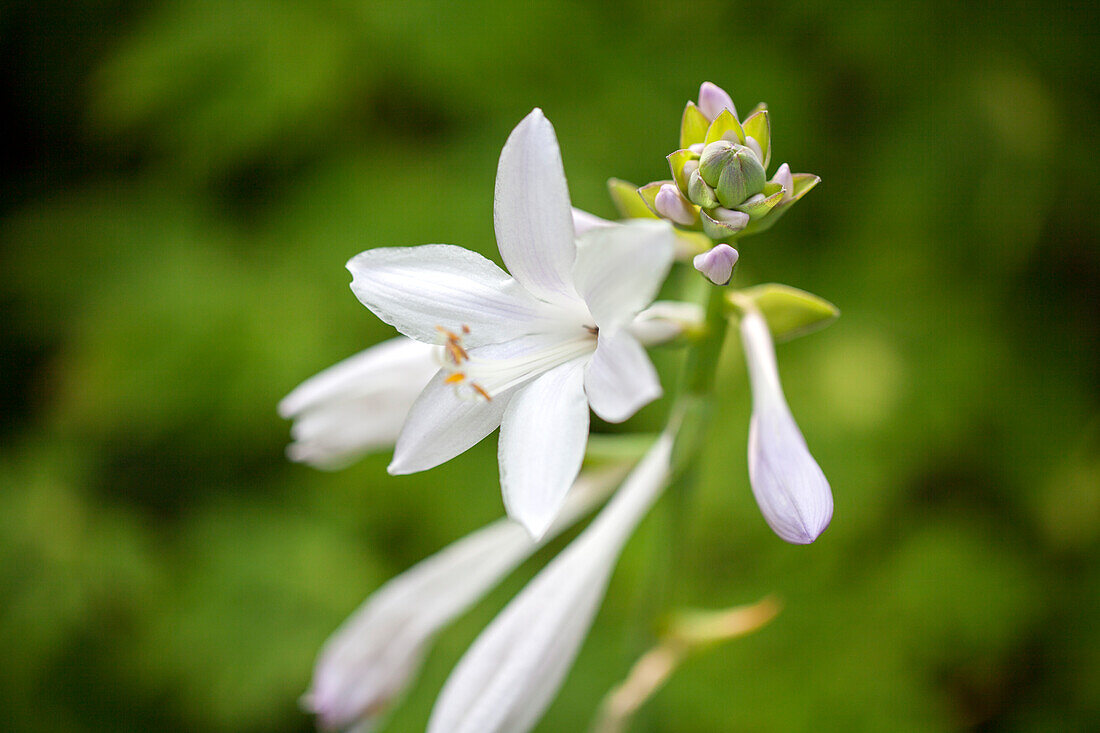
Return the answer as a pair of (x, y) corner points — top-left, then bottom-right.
(654, 183), (697, 226)
(692, 244), (739, 285)
(698, 81), (736, 121)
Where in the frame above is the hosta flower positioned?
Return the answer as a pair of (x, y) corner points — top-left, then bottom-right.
(637, 81), (820, 242)
(347, 109), (675, 538)
(279, 211), (695, 472)
(427, 433), (674, 733)
(278, 338), (438, 469)
(740, 309), (832, 543)
(304, 467), (626, 731)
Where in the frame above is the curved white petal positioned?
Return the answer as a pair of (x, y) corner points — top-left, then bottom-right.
(741, 311), (833, 544)
(388, 369), (514, 475)
(494, 109), (579, 305)
(279, 338), (439, 468)
(305, 468), (624, 731)
(347, 245), (553, 348)
(498, 358), (589, 539)
(584, 329), (662, 423)
(427, 433), (674, 733)
(571, 207), (613, 236)
(573, 220), (675, 330)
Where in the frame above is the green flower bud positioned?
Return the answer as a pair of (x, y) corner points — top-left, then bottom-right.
(697, 140), (735, 187)
(697, 141), (767, 209)
(688, 168), (719, 209)
(715, 146), (766, 209)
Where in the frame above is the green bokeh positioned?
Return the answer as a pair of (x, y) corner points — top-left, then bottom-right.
(1, 0), (1097, 730)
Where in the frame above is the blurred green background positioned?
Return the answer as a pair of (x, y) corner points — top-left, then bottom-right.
(2, 0), (1098, 730)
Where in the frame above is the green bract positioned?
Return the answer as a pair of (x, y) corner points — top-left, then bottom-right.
(728, 284), (839, 341)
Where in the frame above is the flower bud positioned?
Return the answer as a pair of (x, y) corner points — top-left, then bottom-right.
(744, 135), (765, 166)
(654, 183), (697, 226)
(697, 81), (736, 121)
(716, 146), (766, 208)
(687, 168), (719, 209)
(681, 159), (699, 184)
(700, 207), (749, 240)
(771, 163), (794, 202)
(697, 140), (735, 187)
(692, 244), (739, 285)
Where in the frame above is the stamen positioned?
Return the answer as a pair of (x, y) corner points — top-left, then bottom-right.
(435, 325), (470, 365)
(435, 324), (597, 402)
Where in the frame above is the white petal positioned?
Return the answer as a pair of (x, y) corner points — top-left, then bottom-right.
(628, 301), (705, 347)
(573, 220), (675, 330)
(347, 245), (554, 348)
(304, 469), (624, 731)
(494, 109), (579, 304)
(584, 329), (662, 423)
(388, 369), (514, 475)
(741, 311), (833, 544)
(498, 358), (589, 538)
(427, 434), (674, 733)
(279, 338), (439, 468)
(571, 207), (613, 236)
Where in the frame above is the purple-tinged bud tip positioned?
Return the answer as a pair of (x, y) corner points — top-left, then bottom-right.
(693, 244), (739, 285)
(772, 163), (794, 202)
(654, 183), (697, 226)
(698, 81), (737, 121)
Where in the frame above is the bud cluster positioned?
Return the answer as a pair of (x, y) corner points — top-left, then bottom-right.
(637, 82), (820, 242)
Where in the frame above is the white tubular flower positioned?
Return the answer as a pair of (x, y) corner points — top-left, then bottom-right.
(278, 338), (438, 470)
(427, 433), (673, 733)
(740, 310), (833, 544)
(347, 109), (676, 538)
(279, 311), (699, 471)
(304, 467), (626, 732)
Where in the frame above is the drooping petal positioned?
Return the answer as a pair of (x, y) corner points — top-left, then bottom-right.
(584, 329), (662, 423)
(279, 338), (439, 469)
(498, 358), (590, 539)
(388, 369), (515, 475)
(741, 311), (833, 544)
(427, 433), (674, 733)
(347, 245), (554, 348)
(494, 109), (579, 305)
(572, 220), (675, 330)
(305, 468), (625, 731)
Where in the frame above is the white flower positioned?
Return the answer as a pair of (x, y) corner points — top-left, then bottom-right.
(741, 310), (833, 544)
(347, 109), (675, 538)
(279, 310), (700, 472)
(278, 338), (438, 469)
(427, 433), (674, 733)
(303, 467), (626, 731)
